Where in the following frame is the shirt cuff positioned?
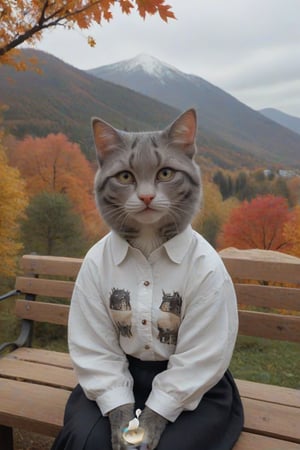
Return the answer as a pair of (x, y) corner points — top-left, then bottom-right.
(146, 388), (183, 422)
(96, 386), (135, 416)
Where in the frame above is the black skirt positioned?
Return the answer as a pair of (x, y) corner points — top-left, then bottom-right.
(52, 356), (244, 450)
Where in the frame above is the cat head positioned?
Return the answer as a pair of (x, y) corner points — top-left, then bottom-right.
(92, 109), (201, 241)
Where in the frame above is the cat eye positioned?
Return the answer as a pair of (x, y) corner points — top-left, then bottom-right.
(157, 168), (175, 182)
(115, 171), (135, 185)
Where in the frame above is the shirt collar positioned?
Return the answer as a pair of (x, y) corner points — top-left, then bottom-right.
(110, 226), (193, 266)
(163, 226), (193, 264)
(110, 231), (130, 265)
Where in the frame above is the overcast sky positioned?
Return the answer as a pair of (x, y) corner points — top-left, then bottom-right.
(34, 0), (300, 117)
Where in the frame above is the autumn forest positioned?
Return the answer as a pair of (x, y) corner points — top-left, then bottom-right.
(0, 0), (299, 282)
(0, 124), (299, 281)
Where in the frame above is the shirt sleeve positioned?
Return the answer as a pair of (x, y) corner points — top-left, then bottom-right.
(145, 254), (239, 422)
(68, 251), (134, 416)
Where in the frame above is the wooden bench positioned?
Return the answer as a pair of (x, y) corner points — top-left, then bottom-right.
(0, 250), (299, 450)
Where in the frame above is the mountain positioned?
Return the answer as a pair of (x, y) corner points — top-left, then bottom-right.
(0, 50), (179, 160)
(88, 54), (300, 168)
(259, 108), (300, 136)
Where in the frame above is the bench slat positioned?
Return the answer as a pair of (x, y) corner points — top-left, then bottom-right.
(237, 379), (300, 408)
(14, 303), (300, 341)
(221, 249), (300, 285)
(15, 300), (69, 325)
(2, 377), (298, 447)
(5, 348), (73, 369)
(235, 284), (300, 311)
(234, 432), (300, 450)
(21, 253), (300, 285)
(238, 310), (300, 342)
(21, 255), (82, 278)
(0, 378), (69, 436)
(5, 351), (299, 408)
(0, 359), (76, 390)
(15, 277), (74, 299)
(243, 397), (300, 443)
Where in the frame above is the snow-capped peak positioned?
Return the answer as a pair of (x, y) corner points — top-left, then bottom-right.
(121, 54), (180, 79)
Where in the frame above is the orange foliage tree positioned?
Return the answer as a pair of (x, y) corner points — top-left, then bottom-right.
(0, 130), (28, 276)
(286, 177), (300, 207)
(8, 133), (106, 240)
(0, 0), (175, 68)
(218, 194), (293, 252)
(193, 180), (238, 247)
(283, 205), (300, 257)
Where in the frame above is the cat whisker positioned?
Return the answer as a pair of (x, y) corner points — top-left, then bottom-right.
(101, 207), (129, 226)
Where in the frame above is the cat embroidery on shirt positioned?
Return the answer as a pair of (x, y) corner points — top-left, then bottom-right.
(109, 288), (132, 338)
(157, 291), (182, 345)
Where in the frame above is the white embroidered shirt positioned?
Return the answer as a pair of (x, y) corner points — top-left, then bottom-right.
(68, 226), (238, 422)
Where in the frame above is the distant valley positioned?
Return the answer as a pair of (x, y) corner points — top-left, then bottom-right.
(1, 49), (300, 169)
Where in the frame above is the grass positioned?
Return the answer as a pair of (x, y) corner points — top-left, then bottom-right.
(230, 335), (300, 388)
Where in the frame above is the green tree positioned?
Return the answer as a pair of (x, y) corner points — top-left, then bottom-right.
(272, 177), (291, 205)
(213, 170), (234, 200)
(21, 192), (86, 256)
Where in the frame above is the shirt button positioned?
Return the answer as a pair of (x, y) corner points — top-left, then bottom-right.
(142, 320), (147, 325)
(144, 281), (150, 286)
(144, 345), (150, 350)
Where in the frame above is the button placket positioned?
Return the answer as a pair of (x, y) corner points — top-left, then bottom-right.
(138, 264), (153, 352)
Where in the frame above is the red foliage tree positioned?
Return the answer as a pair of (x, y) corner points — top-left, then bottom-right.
(218, 194), (293, 251)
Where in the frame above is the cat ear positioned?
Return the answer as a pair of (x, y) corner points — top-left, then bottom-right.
(166, 109), (197, 157)
(92, 117), (123, 165)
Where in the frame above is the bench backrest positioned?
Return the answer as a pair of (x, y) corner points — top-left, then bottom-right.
(14, 250), (300, 342)
(220, 248), (300, 342)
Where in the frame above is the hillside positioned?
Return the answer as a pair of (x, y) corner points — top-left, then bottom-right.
(0, 50), (179, 160)
(89, 54), (300, 168)
(259, 108), (300, 136)
(1, 50), (299, 169)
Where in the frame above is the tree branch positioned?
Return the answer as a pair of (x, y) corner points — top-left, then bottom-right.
(0, 0), (106, 57)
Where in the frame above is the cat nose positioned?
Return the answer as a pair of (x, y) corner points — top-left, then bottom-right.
(139, 194), (154, 206)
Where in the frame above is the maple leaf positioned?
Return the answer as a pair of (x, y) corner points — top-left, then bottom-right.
(120, 0), (134, 15)
(88, 36), (96, 47)
(158, 3), (176, 22)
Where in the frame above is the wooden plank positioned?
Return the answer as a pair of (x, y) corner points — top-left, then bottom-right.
(15, 277), (74, 299)
(6, 348), (73, 369)
(0, 378), (68, 436)
(234, 432), (300, 450)
(21, 255), (82, 278)
(235, 284), (300, 312)
(221, 249), (300, 285)
(238, 310), (300, 342)
(15, 300), (69, 325)
(243, 397), (300, 443)
(237, 379), (300, 409)
(0, 359), (77, 390)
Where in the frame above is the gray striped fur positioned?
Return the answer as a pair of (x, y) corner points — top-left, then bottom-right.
(92, 109), (201, 256)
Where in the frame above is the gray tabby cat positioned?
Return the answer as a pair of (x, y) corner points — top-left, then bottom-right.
(92, 108), (201, 257)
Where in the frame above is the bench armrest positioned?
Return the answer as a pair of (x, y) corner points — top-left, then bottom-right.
(0, 290), (33, 354)
(0, 289), (20, 302)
